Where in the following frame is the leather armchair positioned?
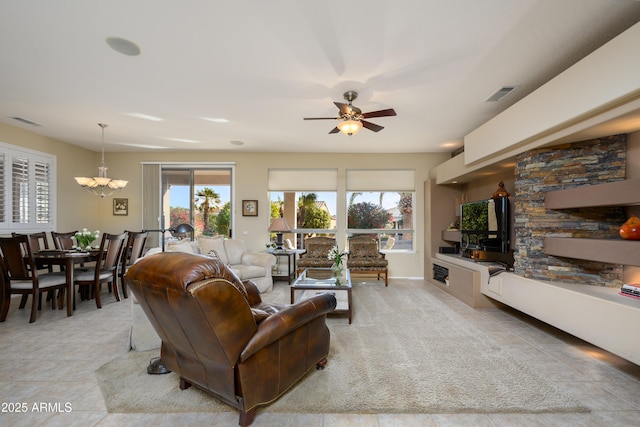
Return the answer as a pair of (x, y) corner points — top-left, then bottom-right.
(125, 252), (337, 426)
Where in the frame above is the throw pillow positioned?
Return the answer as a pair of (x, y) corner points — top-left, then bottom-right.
(198, 236), (228, 264)
(166, 239), (194, 253)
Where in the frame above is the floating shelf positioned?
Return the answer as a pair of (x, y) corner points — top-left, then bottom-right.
(544, 237), (640, 266)
(545, 178), (640, 209)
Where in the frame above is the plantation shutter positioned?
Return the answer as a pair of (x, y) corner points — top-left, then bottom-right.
(0, 151), (5, 223)
(12, 154), (29, 224)
(34, 159), (52, 224)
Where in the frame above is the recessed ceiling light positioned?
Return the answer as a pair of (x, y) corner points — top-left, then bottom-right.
(126, 112), (164, 122)
(230, 140), (244, 146)
(105, 37), (141, 56)
(201, 117), (229, 123)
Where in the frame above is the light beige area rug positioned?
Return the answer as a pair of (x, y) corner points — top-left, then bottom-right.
(96, 280), (588, 414)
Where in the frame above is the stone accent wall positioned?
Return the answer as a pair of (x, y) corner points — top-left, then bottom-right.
(513, 135), (627, 287)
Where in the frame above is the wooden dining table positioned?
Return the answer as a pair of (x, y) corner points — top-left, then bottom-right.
(32, 250), (99, 313)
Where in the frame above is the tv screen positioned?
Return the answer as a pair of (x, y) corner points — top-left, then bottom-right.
(460, 197), (509, 253)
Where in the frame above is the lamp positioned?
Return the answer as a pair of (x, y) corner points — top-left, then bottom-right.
(171, 223), (195, 241)
(337, 119), (363, 136)
(268, 217), (291, 249)
(74, 123), (128, 198)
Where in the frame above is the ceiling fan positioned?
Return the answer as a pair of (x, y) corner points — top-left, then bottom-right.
(304, 91), (397, 135)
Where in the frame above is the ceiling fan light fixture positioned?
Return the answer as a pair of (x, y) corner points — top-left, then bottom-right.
(337, 119), (363, 136)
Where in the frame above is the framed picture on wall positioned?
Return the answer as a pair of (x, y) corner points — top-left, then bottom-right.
(242, 200), (258, 216)
(113, 198), (128, 216)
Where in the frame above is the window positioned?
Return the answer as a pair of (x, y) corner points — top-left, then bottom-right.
(268, 169), (338, 249)
(269, 191), (337, 247)
(346, 169), (415, 251)
(161, 167), (233, 238)
(0, 143), (55, 231)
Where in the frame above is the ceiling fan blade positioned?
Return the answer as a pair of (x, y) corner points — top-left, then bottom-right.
(361, 120), (384, 132)
(329, 127), (340, 134)
(304, 117), (338, 120)
(362, 108), (397, 119)
(334, 102), (350, 115)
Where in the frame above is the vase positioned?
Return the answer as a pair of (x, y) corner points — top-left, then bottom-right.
(331, 262), (343, 277)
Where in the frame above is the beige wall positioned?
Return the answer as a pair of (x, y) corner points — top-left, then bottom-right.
(0, 123), (100, 233)
(0, 122), (447, 278)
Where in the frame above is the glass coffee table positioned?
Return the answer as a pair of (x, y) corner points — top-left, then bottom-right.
(291, 268), (352, 324)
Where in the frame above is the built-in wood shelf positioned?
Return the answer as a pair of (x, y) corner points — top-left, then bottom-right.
(544, 237), (640, 266)
(545, 178), (640, 209)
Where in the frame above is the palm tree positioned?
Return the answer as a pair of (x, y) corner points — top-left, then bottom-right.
(297, 193), (317, 228)
(195, 188), (221, 235)
(348, 192), (362, 206)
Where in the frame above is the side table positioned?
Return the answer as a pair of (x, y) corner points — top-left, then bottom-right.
(269, 250), (299, 284)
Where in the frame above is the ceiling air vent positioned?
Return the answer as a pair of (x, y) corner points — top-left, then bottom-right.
(485, 86), (519, 102)
(11, 116), (43, 127)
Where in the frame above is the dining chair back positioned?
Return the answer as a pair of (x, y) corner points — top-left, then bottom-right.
(119, 231), (148, 299)
(73, 232), (127, 309)
(51, 231), (78, 250)
(0, 235), (70, 323)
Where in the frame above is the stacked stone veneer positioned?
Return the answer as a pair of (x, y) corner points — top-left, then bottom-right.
(513, 135), (627, 287)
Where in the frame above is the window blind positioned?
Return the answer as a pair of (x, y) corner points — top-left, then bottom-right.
(346, 169), (416, 191)
(268, 169), (338, 191)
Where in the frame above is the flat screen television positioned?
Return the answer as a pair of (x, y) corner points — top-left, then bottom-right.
(460, 197), (509, 253)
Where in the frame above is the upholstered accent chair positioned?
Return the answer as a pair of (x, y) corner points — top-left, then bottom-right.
(125, 252), (337, 427)
(346, 235), (389, 286)
(296, 236), (336, 276)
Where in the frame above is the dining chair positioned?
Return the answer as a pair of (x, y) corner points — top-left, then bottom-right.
(0, 235), (71, 323)
(119, 231), (148, 299)
(11, 231), (56, 308)
(73, 232), (127, 309)
(51, 231), (78, 250)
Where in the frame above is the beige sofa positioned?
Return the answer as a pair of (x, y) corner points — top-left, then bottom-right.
(129, 236), (276, 351)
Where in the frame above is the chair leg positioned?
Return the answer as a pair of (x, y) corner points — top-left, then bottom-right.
(29, 292), (38, 323)
(238, 408), (256, 427)
(120, 275), (128, 299)
(94, 283), (102, 309)
(0, 289), (10, 321)
(19, 294), (28, 309)
(111, 277), (120, 302)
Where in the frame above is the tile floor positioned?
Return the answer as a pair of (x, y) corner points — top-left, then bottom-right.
(1, 279), (639, 426)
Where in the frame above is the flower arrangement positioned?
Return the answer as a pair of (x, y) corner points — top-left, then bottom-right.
(74, 228), (100, 250)
(327, 245), (348, 267)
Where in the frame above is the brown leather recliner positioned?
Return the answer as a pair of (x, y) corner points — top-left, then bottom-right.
(124, 252), (337, 426)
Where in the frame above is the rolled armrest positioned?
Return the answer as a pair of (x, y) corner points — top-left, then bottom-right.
(241, 252), (276, 269)
(243, 280), (262, 306)
(239, 293), (337, 361)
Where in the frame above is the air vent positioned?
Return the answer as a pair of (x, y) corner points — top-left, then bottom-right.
(11, 116), (43, 127)
(485, 86), (519, 102)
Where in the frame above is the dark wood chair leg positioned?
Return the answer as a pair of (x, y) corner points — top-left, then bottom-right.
(94, 283), (102, 308)
(179, 378), (192, 390)
(19, 294), (28, 309)
(238, 408), (256, 427)
(29, 292), (38, 323)
(0, 288), (11, 321)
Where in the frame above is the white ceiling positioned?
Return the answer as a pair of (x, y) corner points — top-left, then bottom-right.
(1, 0), (639, 154)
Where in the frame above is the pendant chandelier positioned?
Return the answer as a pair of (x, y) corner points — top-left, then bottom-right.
(74, 123), (128, 198)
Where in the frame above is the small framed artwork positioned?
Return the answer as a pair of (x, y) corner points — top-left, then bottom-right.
(113, 198), (128, 216)
(242, 200), (258, 216)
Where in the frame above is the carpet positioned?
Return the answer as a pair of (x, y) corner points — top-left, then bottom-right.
(96, 280), (588, 414)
